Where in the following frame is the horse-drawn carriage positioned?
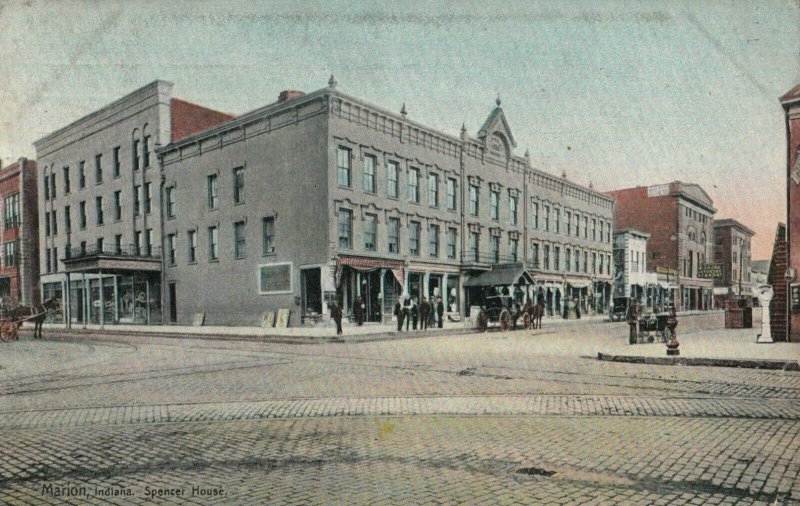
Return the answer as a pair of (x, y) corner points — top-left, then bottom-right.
(0, 298), (60, 342)
(475, 295), (543, 332)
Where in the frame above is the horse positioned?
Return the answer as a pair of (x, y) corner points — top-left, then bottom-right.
(531, 303), (544, 330)
(6, 298), (61, 340)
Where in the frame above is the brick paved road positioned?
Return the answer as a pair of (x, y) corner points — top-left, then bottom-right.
(0, 323), (798, 504)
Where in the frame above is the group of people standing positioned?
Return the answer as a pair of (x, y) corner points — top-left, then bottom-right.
(393, 296), (445, 332)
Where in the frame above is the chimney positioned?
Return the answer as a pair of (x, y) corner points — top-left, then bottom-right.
(278, 90), (305, 103)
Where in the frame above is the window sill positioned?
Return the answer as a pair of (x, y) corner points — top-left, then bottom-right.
(234, 256), (246, 260)
(386, 195), (399, 201)
(209, 258), (219, 263)
(262, 252), (276, 257)
(166, 216), (175, 221)
(188, 261), (197, 265)
(234, 201), (245, 206)
(337, 185), (352, 191)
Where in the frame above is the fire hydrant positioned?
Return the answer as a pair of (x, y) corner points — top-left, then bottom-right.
(666, 306), (679, 356)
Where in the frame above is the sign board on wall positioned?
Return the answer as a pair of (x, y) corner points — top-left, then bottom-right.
(192, 313), (205, 327)
(261, 311), (275, 328)
(647, 184), (670, 198)
(698, 263), (723, 279)
(259, 263), (293, 294)
(655, 267), (677, 276)
(791, 284), (800, 313)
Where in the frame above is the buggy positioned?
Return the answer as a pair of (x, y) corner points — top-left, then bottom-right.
(476, 295), (530, 332)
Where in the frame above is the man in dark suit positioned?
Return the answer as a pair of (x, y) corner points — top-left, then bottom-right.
(353, 296), (364, 326)
(436, 297), (445, 328)
(420, 297), (430, 330)
(331, 298), (343, 335)
(394, 300), (404, 331)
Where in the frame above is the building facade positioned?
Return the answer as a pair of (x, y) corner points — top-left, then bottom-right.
(34, 81), (232, 326)
(0, 158), (39, 307)
(607, 182), (716, 311)
(612, 229), (663, 312)
(157, 80), (614, 326)
(712, 219), (754, 305)
(780, 83), (800, 341)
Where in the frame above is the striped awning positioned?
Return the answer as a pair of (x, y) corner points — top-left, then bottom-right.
(335, 256), (405, 287)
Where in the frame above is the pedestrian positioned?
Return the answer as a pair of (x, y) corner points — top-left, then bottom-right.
(353, 296), (364, 326)
(420, 297), (430, 330)
(411, 300), (419, 330)
(626, 299), (640, 345)
(437, 297), (444, 328)
(394, 300), (404, 332)
(331, 298), (343, 335)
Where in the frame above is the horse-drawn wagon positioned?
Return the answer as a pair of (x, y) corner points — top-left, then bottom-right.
(0, 298), (60, 342)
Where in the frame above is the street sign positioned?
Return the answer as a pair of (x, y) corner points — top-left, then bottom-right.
(698, 263), (723, 279)
(655, 267), (676, 276)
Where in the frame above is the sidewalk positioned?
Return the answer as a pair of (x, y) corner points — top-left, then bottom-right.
(597, 326), (800, 370)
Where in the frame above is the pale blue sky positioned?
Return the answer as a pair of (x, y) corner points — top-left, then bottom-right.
(1, 0), (798, 257)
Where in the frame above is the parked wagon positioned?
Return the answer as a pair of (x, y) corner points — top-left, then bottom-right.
(476, 295), (530, 332)
(637, 312), (671, 343)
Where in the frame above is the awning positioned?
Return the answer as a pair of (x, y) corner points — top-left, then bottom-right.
(567, 280), (591, 289)
(464, 263), (534, 287)
(335, 256), (405, 287)
(658, 282), (678, 290)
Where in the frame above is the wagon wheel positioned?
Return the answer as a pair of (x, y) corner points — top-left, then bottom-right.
(523, 312), (531, 330)
(0, 321), (15, 343)
(499, 310), (511, 331)
(476, 310), (488, 333)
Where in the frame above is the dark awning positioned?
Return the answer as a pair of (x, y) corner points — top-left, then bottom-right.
(464, 263), (534, 287)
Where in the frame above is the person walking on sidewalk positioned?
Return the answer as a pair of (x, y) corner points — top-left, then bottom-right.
(411, 299), (419, 330)
(626, 299), (640, 345)
(436, 297), (444, 328)
(420, 297), (430, 330)
(331, 298), (343, 335)
(353, 296), (365, 326)
(394, 300), (405, 332)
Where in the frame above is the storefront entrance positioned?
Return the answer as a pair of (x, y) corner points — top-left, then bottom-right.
(67, 273), (161, 325)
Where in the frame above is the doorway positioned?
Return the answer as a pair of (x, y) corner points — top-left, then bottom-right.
(300, 268), (322, 316)
(168, 282), (177, 323)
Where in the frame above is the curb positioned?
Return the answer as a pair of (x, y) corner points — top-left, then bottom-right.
(597, 352), (800, 371)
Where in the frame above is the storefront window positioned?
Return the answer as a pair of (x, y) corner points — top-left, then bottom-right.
(42, 282), (64, 323)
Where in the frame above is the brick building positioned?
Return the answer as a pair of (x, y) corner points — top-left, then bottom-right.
(0, 158), (39, 306)
(712, 219), (754, 305)
(606, 182), (716, 311)
(34, 81), (232, 326)
(779, 83), (800, 341)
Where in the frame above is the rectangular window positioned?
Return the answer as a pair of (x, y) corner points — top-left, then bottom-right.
(599, 221), (604, 243)
(509, 238), (518, 262)
(207, 175), (219, 209)
(3, 241), (18, 267)
(234, 221), (246, 259)
(114, 234), (122, 255)
(363, 155), (376, 193)
(470, 232), (480, 262)
(114, 191), (122, 221)
(554, 208), (560, 234)
(592, 218), (597, 241)
(566, 212), (571, 235)
(167, 234), (176, 265)
(532, 201), (539, 229)
(409, 221), (420, 256)
(208, 226), (219, 260)
(95, 153), (103, 183)
(337, 146), (351, 187)
(64, 206), (71, 234)
(428, 224), (439, 258)
(79, 201), (86, 229)
(79, 161), (86, 188)
(113, 146), (121, 177)
(95, 196), (103, 225)
(408, 168), (419, 203)
(52, 247), (57, 270)
(428, 173), (439, 207)
(490, 191), (499, 220)
(44, 175), (50, 202)
(491, 235), (500, 263)
(509, 195), (518, 225)
(144, 182), (152, 214)
(134, 185), (141, 216)
(133, 139), (140, 171)
(447, 228), (457, 259)
(583, 216), (588, 239)
(45, 247), (51, 273)
(337, 209), (352, 249)
(142, 135), (151, 168)
(387, 161), (398, 198)
(166, 187), (176, 218)
(233, 167), (245, 204)
(469, 185), (479, 216)
(96, 238), (104, 254)
(599, 253), (604, 275)
(583, 251), (588, 273)
(543, 244), (550, 270)
(63, 167), (70, 193)
(592, 252), (597, 274)
(3, 193), (19, 229)
(364, 214), (377, 251)
(262, 216), (275, 255)
(565, 248), (571, 272)
(388, 218), (400, 254)
(543, 205), (550, 231)
(50, 173), (56, 199)
(607, 222), (611, 243)
(531, 242), (540, 269)
(51, 210), (57, 236)
(146, 229), (153, 256)
(554, 246), (561, 271)
(575, 214), (580, 237)
(44, 211), (50, 237)
(446, 178), (457, 211)
(188, 230), (197, 263)
(575, 249), (581, 272)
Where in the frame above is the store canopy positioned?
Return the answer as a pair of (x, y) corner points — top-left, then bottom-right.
(335, 256), (405, 287)
(464, 263), (534, 288)
(567, 280), (591, 289)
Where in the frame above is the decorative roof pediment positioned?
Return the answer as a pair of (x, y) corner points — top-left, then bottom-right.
(477, 102), (517, 160)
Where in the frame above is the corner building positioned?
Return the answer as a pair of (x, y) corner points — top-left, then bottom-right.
(34, 81), (232, 326)
(158, 81), (614, 326)
(0, 158), (39, 306)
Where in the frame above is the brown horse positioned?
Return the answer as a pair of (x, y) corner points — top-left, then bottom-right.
(6, 298), (61, 340)
(530, 303), (544, 330)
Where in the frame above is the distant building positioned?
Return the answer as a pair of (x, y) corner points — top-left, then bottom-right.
(712, 219), (754, 306)
(779, 83), (800, 341)
(606, 182), (716, 311)
(34, 81), (232, 326)
(750, 259), (769, 305)
(612, 229), (662, 311)
(0, 158), (39, 306)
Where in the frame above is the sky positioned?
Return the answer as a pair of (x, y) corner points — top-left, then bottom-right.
(1, 0), (798, 258)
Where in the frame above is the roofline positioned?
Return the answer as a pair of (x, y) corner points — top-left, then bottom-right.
(614, 228), (651, 238)
(606, 181), (717, 213)
(34, 80), (174, 148)
(714, 218), (756, 236)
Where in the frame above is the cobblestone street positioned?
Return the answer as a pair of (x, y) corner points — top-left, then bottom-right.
(0, 321), (798, 504)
